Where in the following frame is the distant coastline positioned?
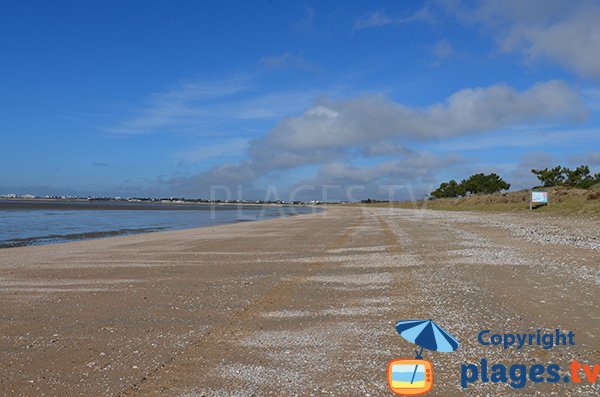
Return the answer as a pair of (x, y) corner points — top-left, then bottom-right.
(0, 198), (316, 211)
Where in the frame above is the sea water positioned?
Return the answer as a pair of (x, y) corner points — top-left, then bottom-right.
(0, 201), (317, 248)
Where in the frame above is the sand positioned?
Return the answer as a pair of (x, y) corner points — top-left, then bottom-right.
(0, 207), (599, 396)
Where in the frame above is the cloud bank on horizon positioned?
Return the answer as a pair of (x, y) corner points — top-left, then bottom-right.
(1, 0), (599, 200)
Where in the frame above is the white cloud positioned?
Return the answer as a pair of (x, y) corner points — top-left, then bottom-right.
(177, 139), (249, 163)
(166, 160), (259, 198)
(286, 152), (463, 201)
(431, 128), (600, 151)
(166, 80), (585, 197)
(254, 80), (584, 155)
(572, 151), (600, 165)
(108, 76), (314, 134)
(295, 6), (316, 32)
(354, 8), (430, 30)
(260, 52), (320, 72)
(509, 153), (559, 189)
(309, 153), (463, 186)
(109, 76), (252, 134)
(449, 0), (600, 78)
(364, 141), (413, 156)
(432, 39), (456, 59)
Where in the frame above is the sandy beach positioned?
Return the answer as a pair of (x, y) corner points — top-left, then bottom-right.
(1, 207), (599, 396)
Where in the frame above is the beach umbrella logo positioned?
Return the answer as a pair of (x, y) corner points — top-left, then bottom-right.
(387, 319), (460, 396)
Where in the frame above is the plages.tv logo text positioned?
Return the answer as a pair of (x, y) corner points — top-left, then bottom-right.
(461, 328), (599, 389)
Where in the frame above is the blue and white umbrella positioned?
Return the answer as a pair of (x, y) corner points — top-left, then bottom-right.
(395, 319), (460, 357)
(395, 319), (460, 385)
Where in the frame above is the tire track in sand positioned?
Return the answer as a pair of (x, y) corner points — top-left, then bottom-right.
(119, 211), (363, 396)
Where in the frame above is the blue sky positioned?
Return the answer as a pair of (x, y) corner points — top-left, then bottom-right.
(2, 0), (599, 200)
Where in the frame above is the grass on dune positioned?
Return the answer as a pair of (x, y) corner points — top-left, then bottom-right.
(356, 187), (600, 216)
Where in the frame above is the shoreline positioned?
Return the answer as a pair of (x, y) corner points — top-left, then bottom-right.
(0, 227), (167, 249)
(0, 204), (321, 249)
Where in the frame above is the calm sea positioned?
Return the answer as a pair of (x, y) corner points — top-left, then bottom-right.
(0, 200), (318, 248)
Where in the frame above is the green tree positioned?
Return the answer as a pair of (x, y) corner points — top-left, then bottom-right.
(531, 165), (600, 188)
(430, 173), (510, 198)
(430, 180), (465, 198)
(531, 166), (565, 187)
(460, 173), (511, 194)
(563, 165), (593, 187)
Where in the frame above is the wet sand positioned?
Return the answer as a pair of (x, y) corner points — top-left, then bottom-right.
(0, 207), (599, 396)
